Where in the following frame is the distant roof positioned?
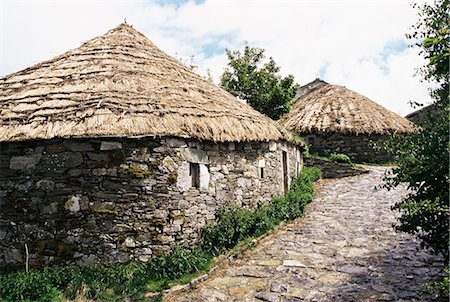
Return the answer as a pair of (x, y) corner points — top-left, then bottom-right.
(280, 80), (415, 135)
(0, 23), (289, 143)
(405, 104), (435, 124)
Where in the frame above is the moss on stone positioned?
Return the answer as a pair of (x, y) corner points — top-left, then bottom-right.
(122, 167), (154, 179)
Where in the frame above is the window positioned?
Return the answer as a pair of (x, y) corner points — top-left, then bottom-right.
(258, 159), (265, 179)
(308, 136), (315, 146)
(190, 163), (200, 188)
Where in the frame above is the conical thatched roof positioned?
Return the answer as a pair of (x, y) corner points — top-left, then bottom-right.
(0, 23), (289, 143)
(280, 80), (415, 135)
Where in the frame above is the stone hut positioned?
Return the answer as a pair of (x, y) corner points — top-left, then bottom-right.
(0, 24), (304, 267)
(405, 104), (436, 127)
(279, 79), (415, 162)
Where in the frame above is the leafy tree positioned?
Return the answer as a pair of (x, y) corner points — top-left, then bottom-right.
(382, 0), (449, 260)
(220, 43), (299, 120)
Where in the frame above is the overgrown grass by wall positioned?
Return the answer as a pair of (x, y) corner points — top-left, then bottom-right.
(0, 167), (322, 302)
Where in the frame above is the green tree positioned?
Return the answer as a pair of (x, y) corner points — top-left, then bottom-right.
(220, 43), (299, 120)
(382, 0), (449, 260)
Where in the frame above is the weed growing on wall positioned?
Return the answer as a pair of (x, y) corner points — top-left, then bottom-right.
(0, 167), (321, 302)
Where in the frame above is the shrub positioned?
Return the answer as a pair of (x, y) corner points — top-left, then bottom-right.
(329, 153), (352, 164)
(203, 167), (322, 255)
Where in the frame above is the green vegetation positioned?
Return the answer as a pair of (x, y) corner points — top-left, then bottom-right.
(0, 247), (212, 302)
(306, 152), (353, 165)
(122, 167), (153, 179)
(220, 42), (299, 120)
(380, 0), (449, 298)
(423, 266), (449, 297)
(381, 0), (449, 261)
(203, 167), (321, 255)
(328, 153), (352, 164)
(0, 167), (321, 302)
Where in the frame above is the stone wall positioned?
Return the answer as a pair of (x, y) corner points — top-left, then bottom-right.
(303, 133), (391, 162)
(0, 137), (301, 268)
(304, 157), (368, 179)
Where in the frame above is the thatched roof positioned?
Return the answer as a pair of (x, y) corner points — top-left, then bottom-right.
(0, 23), (289, 143)
(280, 80), (415, 135)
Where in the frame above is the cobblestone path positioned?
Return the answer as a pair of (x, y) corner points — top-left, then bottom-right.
(166, 166), (445, 302)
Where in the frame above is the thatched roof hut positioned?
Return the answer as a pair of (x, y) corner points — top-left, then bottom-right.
(280, 79), (415, 135)
(0, 23), (287, 143)
(280, 79), (415, 162)
(0, 24), (303, 267)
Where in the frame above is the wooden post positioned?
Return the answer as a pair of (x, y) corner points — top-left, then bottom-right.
(25, 243), (29, 274)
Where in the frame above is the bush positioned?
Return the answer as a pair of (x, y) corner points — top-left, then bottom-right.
(203, 167), (321, 255)
(0, 248), (211, 302)
(329, 153), (352, 164)
(424, 266), (449, 298)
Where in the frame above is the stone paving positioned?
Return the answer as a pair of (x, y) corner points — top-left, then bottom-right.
(165, 166), (445, 302)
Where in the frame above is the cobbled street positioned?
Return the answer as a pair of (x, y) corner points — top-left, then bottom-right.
(166, 166), (445, 302)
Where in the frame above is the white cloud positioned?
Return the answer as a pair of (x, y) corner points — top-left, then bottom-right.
(1, 0), (434, 116)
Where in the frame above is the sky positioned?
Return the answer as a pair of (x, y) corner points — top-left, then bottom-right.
(0, 0), (434, 116)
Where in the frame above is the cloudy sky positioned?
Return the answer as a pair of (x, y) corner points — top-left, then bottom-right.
(1, 0), (433, 115)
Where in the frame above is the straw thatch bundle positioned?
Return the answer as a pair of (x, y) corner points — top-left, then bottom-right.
(0, 24), (288, 143)
(280, 81), (415, 135)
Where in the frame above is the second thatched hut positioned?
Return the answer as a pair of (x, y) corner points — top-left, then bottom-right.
(280, 79), (415, 162)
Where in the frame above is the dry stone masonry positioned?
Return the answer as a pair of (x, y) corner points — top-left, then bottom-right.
(304, 133), (391, 162)
(303, 157), (369, 178)
(0, 137), (301, 268)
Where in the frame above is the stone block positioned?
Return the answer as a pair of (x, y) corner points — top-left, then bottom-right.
(63, 141), (95, 152)
(180, 148), (209, 164)
(42, 152), (83, 169)
(36, 179), (55, 191)
(269, 142), (277, 151)
(46, 144), (65, 153)
(65, 195), (81, 212)
(9, 155), (40, 170)
(160, 156), (178, 172)
(222, 165), (229, 174)
(165, 138), (187, 148)
(100, 141), (122, 150)
(258, 159), (266, 168)
(92, 168), (107, 176)
(124, 237), (136, 248)
(87, 152), (110, 162)
(41, 202), (59, 214)
(200, 164), (210, 190)
(176, 161), (191, 192)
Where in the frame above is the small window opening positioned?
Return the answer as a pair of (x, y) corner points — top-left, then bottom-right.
(260, 167), (264, 178)
(190, 163), (200, 188)
(308, 137), (315, 146)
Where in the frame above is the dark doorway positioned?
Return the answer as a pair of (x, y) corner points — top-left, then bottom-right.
(282, 150), (288, 192)
(190, 163), (200, 188)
